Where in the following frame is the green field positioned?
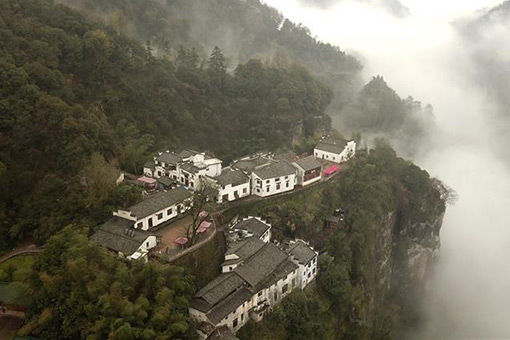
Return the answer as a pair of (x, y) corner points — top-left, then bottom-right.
(0, 255), (36, 282)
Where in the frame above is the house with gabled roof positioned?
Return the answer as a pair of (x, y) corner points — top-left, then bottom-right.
(227, 217), (272, 244)
(205, 167), (250, 204)
(314, 137), (356, 163)
(113, 187), (192, 230)
(189, 219), (318, 335)
(293, 155), (322, 186)
(145, 150), (223, 191)
(250, 161), (296, 197)
(89, 217), (158, 261)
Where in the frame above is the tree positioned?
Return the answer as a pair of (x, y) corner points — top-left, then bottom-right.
(20, 226), (195, 339)
(185, 182), (211, 246)
(207, 46), (227, 90)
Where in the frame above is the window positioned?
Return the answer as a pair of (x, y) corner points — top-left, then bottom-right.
(282, 284), (288, 294)
(157, 213), (163, 220)
(190, 182), (194, 187)
(276, 183), (281, 190)
(286, 181), (289, 188)
(241, 313), (244, 321)
(308, 272), (311, 278)
(292, 278), (296, 288)
(258, 291), (263, 297)
(266, 186), (270, 192)
(333, 156), (336, 160)
(266, 180), (270, 184)
(148, 218), (153, 228)
(243, 188), (247, 194)
(146, 242), (149, 247)
(233, 318), (238, 328)
(275, 177), (281, 182)
(285, 176), (288, 179)
(137, 222), (143, 229)
(313, 268), (316, 274)
(167, 208), (173, 215)
(274, 291), (278, 301)
(157, 171), (162, 176)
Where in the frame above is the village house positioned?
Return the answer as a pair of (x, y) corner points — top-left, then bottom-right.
(314, 137), (356, 163)
(205, 167), (250, 204)
(230, 154), (297, 198)
(226, 216), (272, 247)
(90, 217), (158, 261)
(113, 187), (192, 230)
(189, 236), (318, 335)
(292, 155), (322, 186)
(143, 150), (223, 191)
(251, 161), (297, 197)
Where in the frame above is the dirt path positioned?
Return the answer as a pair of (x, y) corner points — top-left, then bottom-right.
(0, 245), (41, 265)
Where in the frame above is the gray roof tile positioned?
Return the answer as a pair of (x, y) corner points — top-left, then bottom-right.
(252, 161), (296, 180)
(287, 240), (317, 265)
(294, 155), (322, 171)
(90, 217), (154, 255)
(233, 218), (270, 238)
(214, 168), (249, 187)
(129, 187), (191, 218)
(315, 138), (349, 154)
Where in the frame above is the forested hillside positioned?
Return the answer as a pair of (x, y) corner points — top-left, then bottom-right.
(0, 0), (333, 249)
(58, 0), (435, 153)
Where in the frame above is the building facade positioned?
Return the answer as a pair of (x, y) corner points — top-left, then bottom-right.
(189, 228), (318, 335)
(314, 138), (356, 163)
(113, 187), (192, 230)
(293, 155), (322, 186)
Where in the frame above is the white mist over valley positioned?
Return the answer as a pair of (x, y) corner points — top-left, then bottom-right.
(265, 0), (510, 337)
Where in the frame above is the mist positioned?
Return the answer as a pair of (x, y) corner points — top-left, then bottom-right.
(265, 0), (510, 337)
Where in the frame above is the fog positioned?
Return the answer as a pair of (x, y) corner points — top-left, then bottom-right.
(265, 0), (510, 338)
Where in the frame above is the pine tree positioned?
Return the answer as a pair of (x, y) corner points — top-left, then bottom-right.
(207, 46), (227, 90)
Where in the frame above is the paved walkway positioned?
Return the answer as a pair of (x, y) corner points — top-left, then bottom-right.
(0, 245), (41, 265)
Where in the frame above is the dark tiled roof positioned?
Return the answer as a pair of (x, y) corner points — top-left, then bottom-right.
(315, 138), (349, 154)
(191, 238), (303, 325)
(180, 162), (200, 174)
(252, 161), (296, 180)
(206, 286), (253, 324)
(287, 240), (317, 265)
(178, 149), (197, 159)
(233, 218), (270, 238)
(156, 152), (182, 165)
(232, 156), (272, 173)
(129, 187), (191, 218)
(90, 217), (153, 255)
(195, 273), (245, 307)
(274, 151), (298, 162)
(225, 238), (266, 261)
(294, 155), (322, 171)
(235, 243), (290, 287)
(157, 177), (175, 187)
(214, 168), (249, 187)
(144, 160), (155, 170)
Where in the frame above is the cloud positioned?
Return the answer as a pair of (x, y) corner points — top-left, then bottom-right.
(296, 0), (410, 18)
(265, 0), (510, 337)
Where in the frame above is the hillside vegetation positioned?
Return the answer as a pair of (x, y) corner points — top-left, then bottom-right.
(0, 0), (332, 248)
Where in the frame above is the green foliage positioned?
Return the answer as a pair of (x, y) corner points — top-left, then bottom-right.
(20, 226), (196, 339)
(0, 255), (36, 282)
(0, 0), (333, 249)
(238, 290), (330, 340)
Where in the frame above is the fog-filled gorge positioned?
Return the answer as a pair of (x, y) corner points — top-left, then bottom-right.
(265, 0), (510, 337)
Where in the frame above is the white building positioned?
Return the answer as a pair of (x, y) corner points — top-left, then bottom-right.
(189, 234), (317, 334)
(292, 155), (322, 186)
(144, 150), (222, 191)
(113, 187), (192, 230)
(90, 217), (158, 261)
(226, 216), (272, 249)
(251, 161), (297, 197)
(314, 137), (356, 163)
(205, 167), (250, 204)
